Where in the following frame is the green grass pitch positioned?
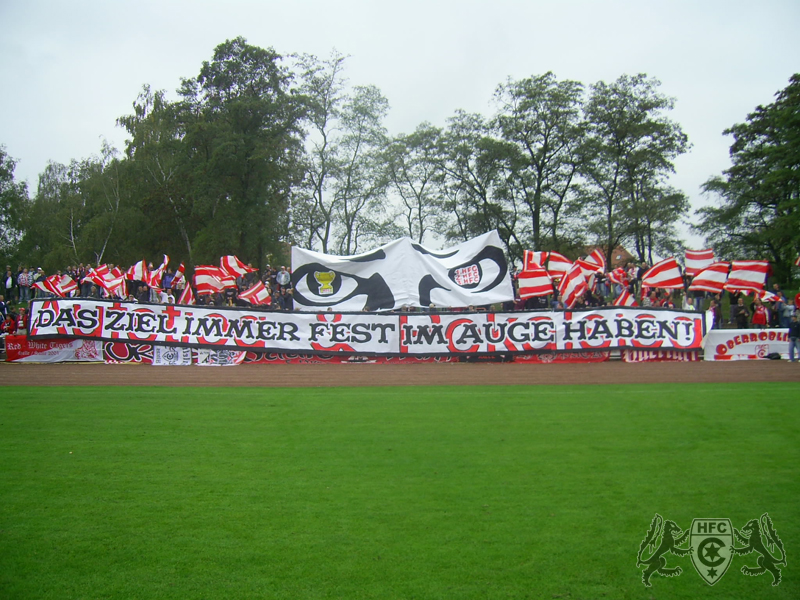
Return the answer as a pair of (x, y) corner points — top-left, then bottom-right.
(1, 382), (798, 599)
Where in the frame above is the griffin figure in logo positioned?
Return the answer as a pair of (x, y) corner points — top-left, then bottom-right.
(637, 514), (692, 587)
(731, 513), (786, 586)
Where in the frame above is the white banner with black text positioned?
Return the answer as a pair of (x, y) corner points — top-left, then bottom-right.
(29, 299), (705, 355)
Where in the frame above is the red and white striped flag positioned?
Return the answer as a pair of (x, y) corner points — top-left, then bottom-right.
(32, 274), (78, 297)
(557, 263), (588, 308)
(178, 284), (195, 305)
(126, 260), (150, 283)
(688, 261), (729, 293)
(607, 267), (628, 287)
(517, 267), (553, 298)
(546, 252), (573, 280)
(758, 290), (779, 302)
(641, 257), (684, 289)
(57, 274), (78, 296)
(523, 250), (547, 270)
(794, 256), (800, 268)
(194, 265), (226, 295)
(613, 289), (638, 307)
(575, 259), (599, 292)
(83, 266), (126, 298)
(724, 260), (769, 293)
(584, 248), (606, 273)
(684, 249), (715, 277)
(172, 262), (185, 285)
(220, 255), (258, 278)
(145, 255), (169, 289)
(238, 281), (272, 305)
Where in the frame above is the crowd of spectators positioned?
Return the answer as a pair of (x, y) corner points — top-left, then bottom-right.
(2, 258), (799, 349)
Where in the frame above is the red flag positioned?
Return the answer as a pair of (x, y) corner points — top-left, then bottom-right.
(83, 267), (126, 298)
(32, 275), (63, 297)
(172, 262), (186, 284)
(145, 255), (169, 289)
(607, 267), (628, 287)
(178, 284), (195, 305)
(193, 265), (226, 295)
(517, 268), (552, 298)
(613, 289), (639, 307)
(126, 260), (150, 283)
(523, 250), (547, 270)
(238, 281), (272, 305)
(546, 252), (573, 279)
(684, 249), (715, 277)
(557, 263), (588, 308)
(794, 256), (800, 268)
(220, 255), (258, 277)
(641, 257), (683, 289)
(724, 260), (769, 293)
(758, 290), (779, 302)
(57, 274), (78, 296)
(584, 248), (606, 273)
(688, 262), (729, 293)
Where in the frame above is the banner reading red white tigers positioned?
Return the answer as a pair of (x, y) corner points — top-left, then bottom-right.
(28, 299), (704, 355)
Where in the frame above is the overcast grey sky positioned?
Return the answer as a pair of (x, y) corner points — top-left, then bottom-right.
(1, 0), (798, 247)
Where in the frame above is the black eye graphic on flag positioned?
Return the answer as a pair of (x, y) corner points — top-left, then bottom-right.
(418, 246), (508, 306)
(291, 262), (395, 310)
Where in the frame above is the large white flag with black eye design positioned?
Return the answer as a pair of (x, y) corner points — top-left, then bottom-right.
(291, 231), (515, 311)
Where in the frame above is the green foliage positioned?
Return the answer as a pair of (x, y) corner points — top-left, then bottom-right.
(697, 74), (800, 284)
(579, 74), (690, 265)
(493, 72), (585, 252)
(292, 52), (391, 254)
(0, 146), (29, 265)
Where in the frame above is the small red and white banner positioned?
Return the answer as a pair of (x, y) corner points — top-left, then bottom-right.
(621, 349), (700, 362)
(704, 328), (790, 361)
(5, 335), (102, 363)
(684, 249), (715, 277)
(642, 257), (684, 289)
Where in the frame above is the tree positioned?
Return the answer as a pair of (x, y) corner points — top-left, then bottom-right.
(579, 74), (689, 265)
(118, 85), (199, 265)
(293, 52), (391, 254)
(0, 146), (28, 264)
(383, 123), (444, 243)
(435, 111), (524, 255)
(697, 74), (800, 283)
(178, 37), (306, 267)
(493, 73), (585, 252)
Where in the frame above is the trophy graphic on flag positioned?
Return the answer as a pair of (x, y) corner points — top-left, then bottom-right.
(314, 270), (336, 295)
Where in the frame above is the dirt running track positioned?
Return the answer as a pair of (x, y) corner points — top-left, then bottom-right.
(2, 360), (800, 387)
